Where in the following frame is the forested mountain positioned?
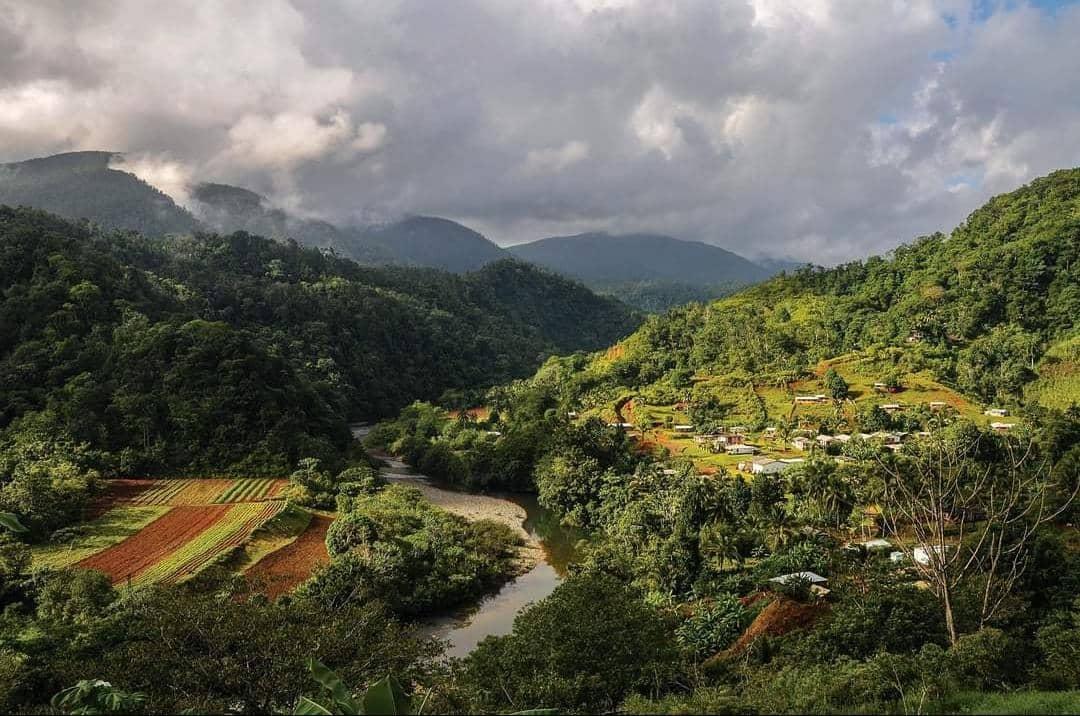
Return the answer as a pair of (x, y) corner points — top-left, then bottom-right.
(190, 182), (393, 264)
(500, 168), (1078, 410)
(509, 232), (774, 310)
(0, 206), (638, 476)
(361, 168), (1080, 715)
(356, 216), (510, 272)
(0, 151), (200, 236)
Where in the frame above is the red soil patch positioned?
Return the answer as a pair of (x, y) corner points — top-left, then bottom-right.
(245, 515), (332, 599)
(86, 480), (156, 518)
(163, 501), (286, 583)
(78, 505), (230, 584)
(265, 479), (289, 498)
(718, 597), (827, 660)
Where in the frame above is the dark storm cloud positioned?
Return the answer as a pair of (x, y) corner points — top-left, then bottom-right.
(1, 0), (1078, 262)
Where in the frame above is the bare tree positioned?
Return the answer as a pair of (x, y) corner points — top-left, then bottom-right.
(876, 429), (1077, 644)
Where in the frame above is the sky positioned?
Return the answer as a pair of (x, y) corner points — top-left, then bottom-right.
(1, 0), (1079, 263)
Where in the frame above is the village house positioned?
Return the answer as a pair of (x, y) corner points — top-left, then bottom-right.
(990, 421), (1015, 432)
(769, 571), (830, 597)
(794, 394), (828, 404)
(928, 401), (948, 410)
(816, 434), (837, 448)
(725, 443), (757, 456)
(763, 426), (778, 437)
(881, 403), (902, 413)
(673, 424), (695, 432)
(984, 408), (1009, 417)
(791, 436), (813, 450)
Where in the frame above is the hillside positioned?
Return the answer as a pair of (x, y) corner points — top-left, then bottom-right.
(190, 182), (393, 264)
(357, 216), (510, 272)
(509, 232), (774, 309)
(0, 151), (200, 236)
(0, 206), (639, 476)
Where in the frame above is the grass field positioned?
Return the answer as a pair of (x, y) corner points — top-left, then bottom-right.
(31, 505), (170, 570)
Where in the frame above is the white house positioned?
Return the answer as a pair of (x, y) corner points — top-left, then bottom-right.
(859, 538), (892, 552)
(792, 436), (813, 451)
(726, 444), (757, 455)
(794, 394), (828, 404)
(881, 403), (902, 413)
(984, 408), (1008, 417)
(990, 421), (1015, 432)
(914, 545), (947, 565)
(816, 434), (837, 448)
(770, 571), (831, 597)
(673, 424), (695, 432)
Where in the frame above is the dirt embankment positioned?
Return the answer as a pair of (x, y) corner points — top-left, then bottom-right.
(245, 514), (333, 600)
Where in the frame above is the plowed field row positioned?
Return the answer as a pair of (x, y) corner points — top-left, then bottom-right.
(104, 478), (288, 506)
(134, 501), (286, 586)
(79, 505), (230, 584)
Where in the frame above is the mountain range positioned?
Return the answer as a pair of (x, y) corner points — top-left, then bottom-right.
(1, 151), (793, 310)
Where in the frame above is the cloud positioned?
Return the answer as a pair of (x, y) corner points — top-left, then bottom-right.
(2, 0), (1080, 262)
(523, 140), (590, 174)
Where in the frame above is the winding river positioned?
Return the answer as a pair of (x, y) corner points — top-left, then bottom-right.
(351, 426), (582, 657)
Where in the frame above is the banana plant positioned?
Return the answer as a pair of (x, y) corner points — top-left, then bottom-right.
(0, 512), (27, 533)
(51, 680), (147, 714)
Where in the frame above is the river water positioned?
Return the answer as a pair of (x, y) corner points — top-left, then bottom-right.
(350, 425), (582, 657)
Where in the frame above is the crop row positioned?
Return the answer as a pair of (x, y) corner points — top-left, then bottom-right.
(79, 505), (229, 584)
(213, 478), (281, 503)
(131, 479), (198, 505)
(132, 501), (286, 586)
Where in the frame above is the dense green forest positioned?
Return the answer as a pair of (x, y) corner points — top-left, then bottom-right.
(360, 169), (1080, 713)
(0, 206), (637, 527)
(1, 168), (1079, 714)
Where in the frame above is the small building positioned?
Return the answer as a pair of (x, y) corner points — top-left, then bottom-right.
(794, 394), (828, 404)
(913, 545), (947, 565)
(984, 408), (1008, 417)
(673, 424), (695, 432)
(928, 401), (948, 410)
(834, 433), (852, 443)
(729, 425), (748, 434)
(750, 458), (786, 475)
(860, 538), (892, 552)
(816, 434), (837, 448)
(881, 403), (902, 413)
(874, 381), (900, 393)
(792, 436), (813, 451)
(763, 426), (778, 437)
(990, 421), (1015, 432)
(661, 468), (678, 476)
(726, 443), (757, 455)
(769, 571), (830, 597)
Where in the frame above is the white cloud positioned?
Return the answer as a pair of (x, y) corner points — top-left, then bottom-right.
(3, 0), (1080, 261)
(523, 140), (589, 174)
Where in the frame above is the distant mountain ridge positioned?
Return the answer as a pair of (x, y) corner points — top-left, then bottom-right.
(0, 151), (200, 236)
(355, 216), (510, 272)
(508, 232), (777, 309)
(1, 152), (785, 307)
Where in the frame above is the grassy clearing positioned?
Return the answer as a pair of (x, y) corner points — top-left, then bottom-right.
(31, 505), (171, 570)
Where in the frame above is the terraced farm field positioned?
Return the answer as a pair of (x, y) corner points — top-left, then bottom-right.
(32, 478), (292, 587)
